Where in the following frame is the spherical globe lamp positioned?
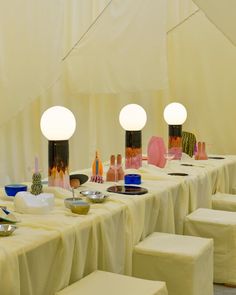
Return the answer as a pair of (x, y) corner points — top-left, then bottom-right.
(119, 104), (147, 169)
(163, 102), (187, 125)
(40, 106), (76, 189)
(40, 106), (76, 140)
(119, 104), (147, 131)
(163, 102), (187, 160)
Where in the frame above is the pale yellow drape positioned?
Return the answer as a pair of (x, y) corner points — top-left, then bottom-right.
(168, 10), (236, 154)
(0, 0), (63, 127)
(1, 0), (236, 183)
(64, 0), (168, 93)
(193, 0), (236, 46)
(0, 0), (168, 183)
(167, 0), (198, 31)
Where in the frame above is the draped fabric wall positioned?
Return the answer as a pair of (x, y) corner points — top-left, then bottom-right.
(0, 0), (169, 183)
(64, 0), (168, 93)
(193, 0), (236, 46)
(0, 0), (235, 183)
(168, 8), (236, 153)
(0, 0), (63, 127)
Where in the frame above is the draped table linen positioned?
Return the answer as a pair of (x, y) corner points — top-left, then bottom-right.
(0, 155), (235, 295)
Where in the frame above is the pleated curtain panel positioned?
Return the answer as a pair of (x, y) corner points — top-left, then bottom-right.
(0, 0), (236, 182)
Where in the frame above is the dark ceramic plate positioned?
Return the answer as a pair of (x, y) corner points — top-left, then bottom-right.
(208, 156), (225, 160)
(107, 185), (148, 195)
(70, 174), (89, 185)
(168, 172), (189, 176)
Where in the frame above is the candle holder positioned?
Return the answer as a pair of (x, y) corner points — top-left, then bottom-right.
(31, 156), (43, 195)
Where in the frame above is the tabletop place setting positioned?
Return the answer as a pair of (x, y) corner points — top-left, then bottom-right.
(0, 104), (235, 295)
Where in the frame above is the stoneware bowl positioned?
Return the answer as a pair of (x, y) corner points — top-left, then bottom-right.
(5, 184), (27, 197)
(70, 200), (90, 215)
(0, 224), (17, 237)
(64, 197), (82, 209)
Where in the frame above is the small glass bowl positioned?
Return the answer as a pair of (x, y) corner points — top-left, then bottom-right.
(80, 190), (103, 197)
(80, 190), (108, 203)
(86, 194), (108, 203)
(0, 224), (17, 237)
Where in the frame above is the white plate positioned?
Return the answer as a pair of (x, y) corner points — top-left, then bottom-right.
(0, 208), (20, 223)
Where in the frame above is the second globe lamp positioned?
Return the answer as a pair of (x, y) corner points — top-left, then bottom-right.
(119, 104), (147, 169)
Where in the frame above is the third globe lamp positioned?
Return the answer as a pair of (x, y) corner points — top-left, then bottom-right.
(119, 104), (147, 169)
(163, 102), (187, 160)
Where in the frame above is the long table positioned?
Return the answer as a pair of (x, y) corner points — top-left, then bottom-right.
(0, 155), (236, 295)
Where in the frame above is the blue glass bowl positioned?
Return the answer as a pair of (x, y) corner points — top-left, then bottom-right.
(4, 184), (28, 197)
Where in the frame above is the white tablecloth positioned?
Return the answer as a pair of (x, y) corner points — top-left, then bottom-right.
(0, 155), (235, 295)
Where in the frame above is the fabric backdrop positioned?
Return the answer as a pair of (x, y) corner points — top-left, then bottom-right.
(0, 0), (236, 183)
(193, 0), (236, 46)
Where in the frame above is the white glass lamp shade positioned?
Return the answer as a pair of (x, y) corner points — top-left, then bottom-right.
(119, 104), (147, 131)
(40, 106), (76, 140)
(163, 102), (187, 125)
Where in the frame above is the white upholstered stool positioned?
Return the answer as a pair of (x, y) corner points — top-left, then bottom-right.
(132, 232), (213, 295)
(184, 208), (236, 285)
(212, 192), (236, 211)
(55, 270), (168, 295)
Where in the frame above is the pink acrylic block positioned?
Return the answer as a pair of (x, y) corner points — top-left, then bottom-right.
(147, 136), (167, 168)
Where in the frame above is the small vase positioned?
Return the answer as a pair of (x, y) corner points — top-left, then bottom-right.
(106, 155), (116, 182)
(117, 154), (124, 180)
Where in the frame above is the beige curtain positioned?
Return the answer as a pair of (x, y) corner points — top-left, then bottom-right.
(167, 5), (236, 154)
(64, 0), (167, 93)
(193, 0), (236, 46)
(0, 0), (62, 127)
(1, 0), (236, 183)
(0, 0), (168, 183)
(167, 0), (198, 31)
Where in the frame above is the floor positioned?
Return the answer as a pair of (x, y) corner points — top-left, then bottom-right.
(214, 284), (236, 295)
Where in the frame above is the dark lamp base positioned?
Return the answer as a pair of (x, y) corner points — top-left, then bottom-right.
(125, 130), (142, 169)
(168, 125), (183, 160)
(48, 140), (70, 189)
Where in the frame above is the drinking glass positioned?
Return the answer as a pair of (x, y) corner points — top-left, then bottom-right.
(164, 151), (175, 168)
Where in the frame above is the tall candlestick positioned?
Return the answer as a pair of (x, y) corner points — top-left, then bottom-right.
(34, 156), (39, 173)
